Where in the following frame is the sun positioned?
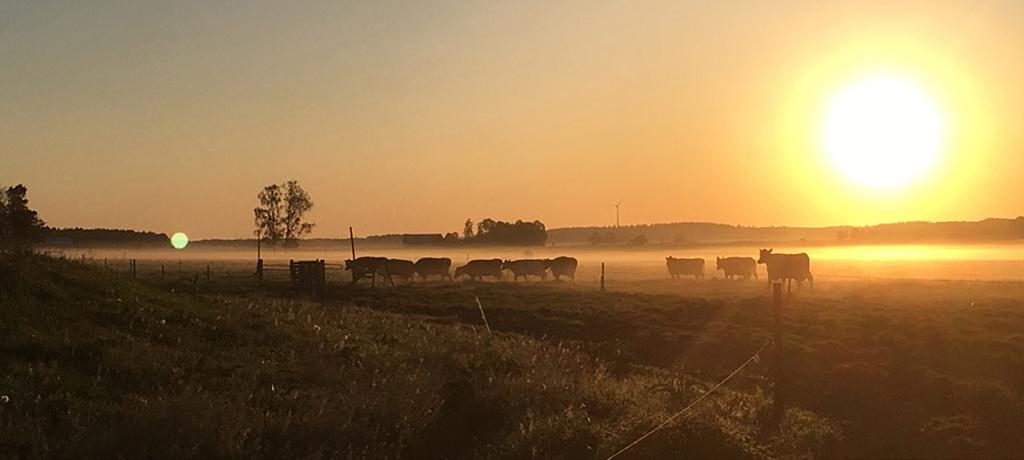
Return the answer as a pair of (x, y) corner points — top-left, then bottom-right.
(823, 74), (944, 189)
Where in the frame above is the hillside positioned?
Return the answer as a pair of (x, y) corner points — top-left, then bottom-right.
(547, 217), (1024, 246)
(0, 255), (827, 459)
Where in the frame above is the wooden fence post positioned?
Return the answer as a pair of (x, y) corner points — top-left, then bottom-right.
(161, 264), (165, 281)
(319, 259), (326, 293)
(206, 264), (211, 283)
(349, 226), (357, 283)
(131, 259), (137, 280)
(256, 259), (264, 286)
(600, 262), (606, 292)
(772, 282), (785, 424)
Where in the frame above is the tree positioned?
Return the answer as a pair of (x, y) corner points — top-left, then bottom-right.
(254, 184), (284, 246)
(588, 231), (602, 246)
(463, 218), (475, 240)
(469, 218), (546, 246)
(629, 234), (647, 246)
(281, 180), (314, 247)
(477, 218), (496, 236)
(0, 184), (45, 253)
(254, 180), (315, 248)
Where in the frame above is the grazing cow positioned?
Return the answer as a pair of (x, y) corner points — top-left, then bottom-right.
(345, 256), (388, 285)
(379, 258), (416, 283)
(414, 257), (453, 281)
(454, 259), (504, 281)
(546, 256), (578, 281)
(666, 257), (704, 280)
(716, 256), (758, 280)
(502, 259), (548, 281)
(757, 249), (813, 292)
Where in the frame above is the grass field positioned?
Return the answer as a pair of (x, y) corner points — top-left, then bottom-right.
(5, 251), (1024, 458)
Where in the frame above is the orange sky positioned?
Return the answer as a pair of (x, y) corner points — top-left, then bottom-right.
(2, 1), (1022, 238)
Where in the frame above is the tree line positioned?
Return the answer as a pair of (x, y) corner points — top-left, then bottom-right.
(43, 228), (169, 247)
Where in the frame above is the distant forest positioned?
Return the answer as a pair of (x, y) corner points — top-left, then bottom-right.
(548, 217), (1024, 246)
(37, 217), (1024, 249)
(44, 228), (169, 248)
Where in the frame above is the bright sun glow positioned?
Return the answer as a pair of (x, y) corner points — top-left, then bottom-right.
(823, 75), (944, 189)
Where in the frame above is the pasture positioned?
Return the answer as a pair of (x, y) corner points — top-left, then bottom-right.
(10, 246), (1024, 458)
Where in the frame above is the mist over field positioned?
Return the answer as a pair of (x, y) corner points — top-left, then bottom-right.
(55, 242), (1024, 282)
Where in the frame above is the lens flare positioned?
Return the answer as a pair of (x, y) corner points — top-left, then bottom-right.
(171, 232), (189, 250)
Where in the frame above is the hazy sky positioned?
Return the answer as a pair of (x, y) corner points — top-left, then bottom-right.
(3, 1), (1022, 238)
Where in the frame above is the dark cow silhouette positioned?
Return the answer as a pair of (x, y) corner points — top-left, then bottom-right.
(414, 257), (453, 281)
(757, 248), (813, 292)
(545, 256), (578, 281)
(716, 256), (758, 280)
(345, 256), (388, 285)
(502, 259), (548, 281)
(666, 257), (704, 279)
(454, 259), (503, 280)
(379, 258), (416, 283)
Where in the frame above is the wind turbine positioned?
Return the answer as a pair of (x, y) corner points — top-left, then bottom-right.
(614, 201), (621, 228)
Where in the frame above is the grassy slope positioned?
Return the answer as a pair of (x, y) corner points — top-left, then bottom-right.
(323, 278), (1024, 458)
(0, 256), (834, 459)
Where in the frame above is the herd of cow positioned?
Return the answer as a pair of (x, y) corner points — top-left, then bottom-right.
(666, 249), (814, 289)
(342, 248), (813, 288)
(343, 256), (580, 284)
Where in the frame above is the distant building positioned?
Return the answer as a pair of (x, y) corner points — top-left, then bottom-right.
(402, 233), (445, 246)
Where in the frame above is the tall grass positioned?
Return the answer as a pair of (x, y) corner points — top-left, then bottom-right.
(0, 255), (835, 459)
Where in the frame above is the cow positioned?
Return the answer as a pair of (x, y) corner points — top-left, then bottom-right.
(666, 257), (704, 280)
(757, 249), (813, 292)
(345, 256), (388, 285)
(716, 256), (758, 280)
(379, 258), (416, 283)
(502, 259), (548, 281)
(546, 256), (578, 281)
(414, 257), (453, 281)
(454, 259), (504, 281)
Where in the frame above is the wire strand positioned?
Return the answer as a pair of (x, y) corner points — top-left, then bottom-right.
(605, 341), (770, 460)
